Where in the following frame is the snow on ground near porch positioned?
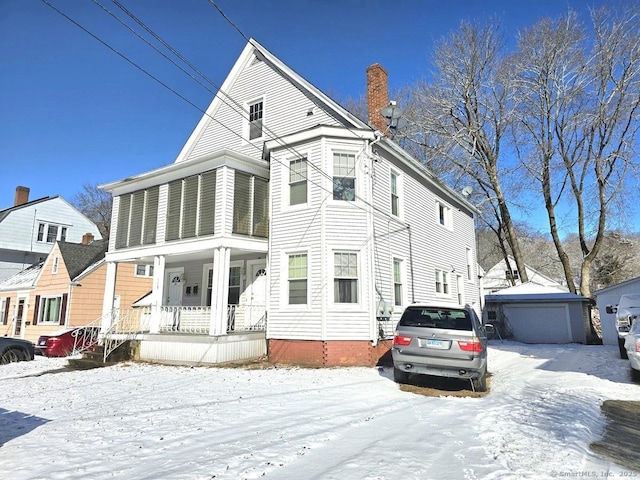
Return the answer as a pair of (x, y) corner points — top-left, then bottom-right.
(1, 342), (639, 479)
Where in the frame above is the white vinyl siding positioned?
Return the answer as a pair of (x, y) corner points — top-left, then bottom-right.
(184, 60), (340, 162)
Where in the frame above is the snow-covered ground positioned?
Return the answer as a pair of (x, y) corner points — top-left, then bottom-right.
(1, 341), (639, 479)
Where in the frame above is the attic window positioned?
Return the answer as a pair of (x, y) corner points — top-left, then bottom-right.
(506, 269), (519, 281)
(248, 100), (263, 140)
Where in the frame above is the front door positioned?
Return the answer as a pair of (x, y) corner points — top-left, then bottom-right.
(246, 261), (267, 328)
(14, 298), (26, 337)
(166, 269), (184, 306)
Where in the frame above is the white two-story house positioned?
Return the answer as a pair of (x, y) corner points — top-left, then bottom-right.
(99, 39), (479, 366)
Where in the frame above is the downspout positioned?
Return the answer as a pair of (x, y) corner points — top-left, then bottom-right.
(368, 132), (383, 346)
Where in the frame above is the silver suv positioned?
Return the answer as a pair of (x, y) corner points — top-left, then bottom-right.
(391, 304), (488, 392)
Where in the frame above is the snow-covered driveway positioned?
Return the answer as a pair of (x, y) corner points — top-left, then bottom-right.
(1, 341), (639, 479)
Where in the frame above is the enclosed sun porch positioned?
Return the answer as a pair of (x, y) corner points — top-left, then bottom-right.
(99, 150), (271, 364)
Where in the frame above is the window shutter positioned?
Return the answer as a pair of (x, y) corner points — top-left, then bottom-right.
(143, 186), (159, 245)
(252, 177), (269, 237)
(115, 195), (131, 249)
(199, 170), (216, 236)
(233, 172), (252, 235)
(166, 180), (182, 241)
(182, 175), (198, 238)
(3, 298), (9, 325)
(32, 295), (40, 325)
(129, 191), (145, 247)
(59, 293), (68, 325)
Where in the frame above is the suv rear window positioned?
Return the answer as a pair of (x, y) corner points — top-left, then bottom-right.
(398, 307), (472, 331)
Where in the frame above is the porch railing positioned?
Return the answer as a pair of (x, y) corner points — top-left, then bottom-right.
(158, 304), (267, 334)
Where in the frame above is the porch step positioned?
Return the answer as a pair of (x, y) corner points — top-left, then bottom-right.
(66, 341), (138, 370)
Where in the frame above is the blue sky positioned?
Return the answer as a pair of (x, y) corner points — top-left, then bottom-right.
(0, 0), (628, 232)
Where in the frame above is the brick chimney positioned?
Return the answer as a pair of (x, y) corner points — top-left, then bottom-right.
(14, 186), (30, 206)
(366, 63), (389, 133)
(82, 233), (94, 245)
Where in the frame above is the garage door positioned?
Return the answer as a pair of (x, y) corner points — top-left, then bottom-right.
(502, 304), (572, 344)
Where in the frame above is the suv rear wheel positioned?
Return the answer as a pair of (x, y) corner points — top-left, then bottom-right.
(619, 337), (629, 359)
(393, 366), (410, 384)
(471, 367), (487, 392)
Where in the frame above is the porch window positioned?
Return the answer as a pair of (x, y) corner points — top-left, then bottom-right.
(333, 152), (356, 201)
(135, 264), (154, 278)
(393, 258), (403, 306)
(435, 269), (450, 295)
(248, 99), (263, 140)
(289, 158), (307, 206)
(165, 170), (217, 242)
(233, 171), (269, 238)
(288, 254), (307, 304)
(228, 266), (241, 304)
(116, 185), (160, 248)
(334, 252), (358, 303)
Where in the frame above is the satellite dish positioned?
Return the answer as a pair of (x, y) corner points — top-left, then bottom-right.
(381, 101), (406, 131)
(462, 186), (473, 197)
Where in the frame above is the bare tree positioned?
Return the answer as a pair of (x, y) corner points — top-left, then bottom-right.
(512, 6), (640, 297)
(72, 183), (112, 239)
(396, 19), (530, 283)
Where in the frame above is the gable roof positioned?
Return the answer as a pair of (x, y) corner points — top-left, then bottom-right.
(58, 239), (109, 280)
(593, 276), (640, 295)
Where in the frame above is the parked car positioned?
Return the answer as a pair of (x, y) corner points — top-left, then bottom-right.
(36, 327), (100, 357)
(391, 304), (489, 392)
(0, 337), (35, 364)
(623, 318), (640, 382)
(606, 293), (640, 359)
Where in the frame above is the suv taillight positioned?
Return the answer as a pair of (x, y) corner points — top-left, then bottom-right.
(394, 335), (412, 346)
(458, 340), (483, 353)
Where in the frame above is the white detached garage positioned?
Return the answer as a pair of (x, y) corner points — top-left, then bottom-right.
(483, 283), (594, 344)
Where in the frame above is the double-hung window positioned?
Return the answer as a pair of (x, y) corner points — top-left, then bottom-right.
(334, 252), (358, 303)
(333, 152), (356, 201)
(36, 295), (64, 324)
(289, 158), (307, 206)
(248, 100), (263, 140)
(135, 265), (154, 278)
(288, 254), (307, 304)
(390, 172), (400, 216)
(436, 201), (452, 229)
(37, 223), (64, 243)
(393, 258), (403, 306)
(435, 269), (450, 295)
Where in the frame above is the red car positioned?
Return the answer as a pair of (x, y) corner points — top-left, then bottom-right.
(36, 327), (100, 357)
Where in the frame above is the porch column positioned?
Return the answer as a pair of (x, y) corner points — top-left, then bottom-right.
(150, 255), (166, 334)
(209, 246), (230, 336)
(101, 261), (117, 333)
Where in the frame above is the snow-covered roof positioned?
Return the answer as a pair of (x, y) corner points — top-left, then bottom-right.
(0, 262), (42, 291)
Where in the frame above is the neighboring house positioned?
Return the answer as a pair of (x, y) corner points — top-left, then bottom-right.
(594, 276), (640, 346)
(0, 234), (152, 344)
(0, 186), (103, 282)
(482, 256), (566, 294)
(98, 39), (480, 367)
(484, 283), (593, 344)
